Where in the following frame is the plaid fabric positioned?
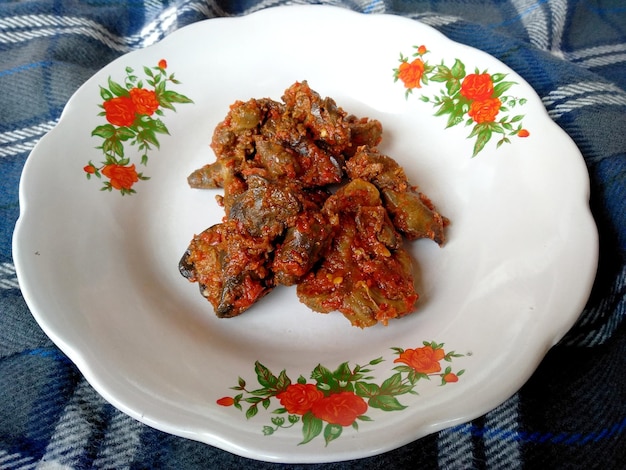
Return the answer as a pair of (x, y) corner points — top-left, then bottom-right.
(1, 0), (625, 468)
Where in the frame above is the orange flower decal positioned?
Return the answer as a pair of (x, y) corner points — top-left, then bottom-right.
(86, 59), (193, 194)
(468, 97), (502, 124)
(216, 396), (235, 406)
(397, 58), (426, 89)
(101, 164), (139, 191)
(394, 44), (530, 156)
(218, 342), (465, 446)
(83, 164), (97, 174)
(394, 345), (445, 374)
(394, 45), (431, 91)
(443, 372), (459, 383)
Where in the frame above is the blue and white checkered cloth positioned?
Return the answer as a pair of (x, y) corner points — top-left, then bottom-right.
(1, 1), (625, 468)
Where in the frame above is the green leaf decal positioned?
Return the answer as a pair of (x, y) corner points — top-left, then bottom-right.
(323, 424), (343, 446)
(107, 77), (128, 97)
(300, 412), (323, 445)
(369, 394), (408, 411)
(255, 361), (278, 389)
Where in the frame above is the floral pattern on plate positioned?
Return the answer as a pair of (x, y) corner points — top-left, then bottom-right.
(217, 341), (466, 446)
(394, 45), (530, 157)
(84, 59), (193, 194)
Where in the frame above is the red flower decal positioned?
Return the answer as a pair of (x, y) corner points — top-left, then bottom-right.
(276, 383), (324, 415)
(103, 96), (136, 127)
(518, 129), (530, 137)
(460, 73), (495, 101)
(394, 345), (445, 374)
(158, 59), (167, 69)
(101, 164), (139, 191)
(129, 88), (160, 116)
(311, 392), (368, 427)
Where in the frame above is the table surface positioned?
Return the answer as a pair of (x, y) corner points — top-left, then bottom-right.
(1, 1), (625, 468)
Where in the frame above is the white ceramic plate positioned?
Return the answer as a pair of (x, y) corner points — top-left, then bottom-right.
(13, 5), (598, 464)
